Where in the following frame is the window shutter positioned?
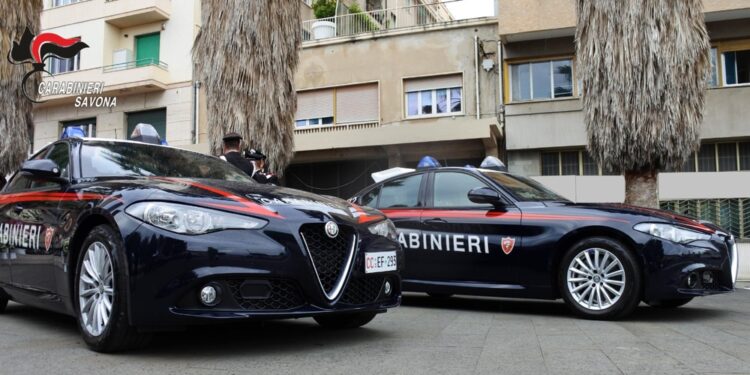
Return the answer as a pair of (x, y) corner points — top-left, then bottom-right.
(404, 74), (462, 92)
(335, 83), (379, 124)
(295, 89), (334, 120)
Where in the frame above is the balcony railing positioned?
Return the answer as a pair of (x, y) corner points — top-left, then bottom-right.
(294, 121), (380, 134)
(103, 59), (169, 73)
(302, 2), (454, 42)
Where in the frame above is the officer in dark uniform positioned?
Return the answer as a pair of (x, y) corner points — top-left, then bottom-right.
(245, 148), (279, 185)
(219, 132), (254, 177)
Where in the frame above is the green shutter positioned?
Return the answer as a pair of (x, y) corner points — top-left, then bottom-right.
(135, 33), (160, 67)
(127, 108), (167, 141)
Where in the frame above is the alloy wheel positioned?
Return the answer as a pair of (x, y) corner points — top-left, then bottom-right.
(78, 241), (115, 337)
(566, 247), (626, 311)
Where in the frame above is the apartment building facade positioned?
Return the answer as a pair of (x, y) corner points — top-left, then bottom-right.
(32, 0), (206, 153)
(285, 0), (501, 198)
(497, 0), (750, 255)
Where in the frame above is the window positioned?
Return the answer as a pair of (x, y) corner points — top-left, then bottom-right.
(433, 172), (489, 208)
(541, 150), (608, 176)
(697, 144), (717, 172)
(723, 49), (750, 86)
(481, 170), (565, 202)
(135, 33), (161, 67)
(740, 142), (750, 170)
(560, 151), (579, 175)
(295, 117), (333, 127)
(404, 74), (463, 118)
(510, 58), (573, 101)
(44, 143), (70, 179)
(47, 53), (80, 74)
(360, 187), (381, 207)
(295, 83), (379, 127)
(52, 0), (82, 7)
(680, 142), (750, 172)
(377, 174), (422, 208)
(717, 143), (738, 171)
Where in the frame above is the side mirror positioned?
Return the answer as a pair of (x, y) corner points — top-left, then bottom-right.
(468, 187), (504, 207)
(21, 159), (63, 180)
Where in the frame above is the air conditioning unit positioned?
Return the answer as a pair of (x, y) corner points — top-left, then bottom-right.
(111, 49), (133, 70)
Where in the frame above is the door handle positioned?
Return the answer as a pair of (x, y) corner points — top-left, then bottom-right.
(423, 218), (447, 225)
(13, 205), (23, 213)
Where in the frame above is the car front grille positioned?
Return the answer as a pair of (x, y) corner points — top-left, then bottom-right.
(226, 279), (305, 311)
(341, 276), (386, 305)
(300, 223), (356, 299)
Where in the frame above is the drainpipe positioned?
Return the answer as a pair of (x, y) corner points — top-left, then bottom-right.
(474, 33), (480, 120)
(193, 80), (201, 144)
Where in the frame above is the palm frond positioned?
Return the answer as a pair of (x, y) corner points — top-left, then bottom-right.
(575, 0), (710, 172)
(193, 0), (301, 176)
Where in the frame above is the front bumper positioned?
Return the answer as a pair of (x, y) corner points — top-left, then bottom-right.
(120, 215), (403, 327)
(639, 233), (737, 301)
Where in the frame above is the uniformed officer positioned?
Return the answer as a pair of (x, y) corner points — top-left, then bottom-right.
(219, 132), (254, 177)
(245, 148), (279, 185)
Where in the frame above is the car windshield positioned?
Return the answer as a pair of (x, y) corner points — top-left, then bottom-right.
(80, 141), (253, 182)
(479, 169), (567, 202)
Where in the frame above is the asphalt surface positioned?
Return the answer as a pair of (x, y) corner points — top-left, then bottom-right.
(1, 285), (750, 375)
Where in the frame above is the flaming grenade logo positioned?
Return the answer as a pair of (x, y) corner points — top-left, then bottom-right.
(7, 27), (89, 102)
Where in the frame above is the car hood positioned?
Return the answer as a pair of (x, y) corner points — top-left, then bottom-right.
(548, 202), (717, 233)
(123, 177), (384, 225)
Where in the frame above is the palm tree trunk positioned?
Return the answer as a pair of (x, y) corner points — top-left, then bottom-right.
(624, 170), (659, 208)
(0, 1), (42, 176)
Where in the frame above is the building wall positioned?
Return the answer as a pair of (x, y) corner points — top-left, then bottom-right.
(33, 0), (201, 151)
(293, 19), (501, 165)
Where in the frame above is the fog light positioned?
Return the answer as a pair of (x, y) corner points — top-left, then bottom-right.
(702, 271), (714, 285)
(383, 280), (392, 296)
(687, 272), (699, 289)
(200, 284), (221, 306)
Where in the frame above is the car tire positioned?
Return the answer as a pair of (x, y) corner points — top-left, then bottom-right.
(558, 237), (641, 320)
(427, 293), (453, 299)
(314, 312), (378, 329)
(0, 296), (7, 313)
(74, 225), (151, 352)
(646, 298), (693, 308)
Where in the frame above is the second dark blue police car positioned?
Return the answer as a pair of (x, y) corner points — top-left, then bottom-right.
(351, 157), (739, 319)
(0, 138), (402, 352)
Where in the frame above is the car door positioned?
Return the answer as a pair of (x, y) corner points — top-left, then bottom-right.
(421, 170), (524, 285)
(366, 173), (428, 280)
(6, 143), (71, 294)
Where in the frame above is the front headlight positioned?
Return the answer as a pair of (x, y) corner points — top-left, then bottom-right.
(368, 219), (398, 242)
(634, 223), (711, 244)
(126, 202), (267, 234)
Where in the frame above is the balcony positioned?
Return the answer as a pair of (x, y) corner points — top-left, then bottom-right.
(302, 2), (456, 43)
(294, 117), (500, 152)
(36, 59), (169, 106)
(103, 0), (170, 28)
(42, 0), (170, 30)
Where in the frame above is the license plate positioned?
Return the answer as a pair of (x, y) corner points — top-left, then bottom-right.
(365, 251), (397, 274)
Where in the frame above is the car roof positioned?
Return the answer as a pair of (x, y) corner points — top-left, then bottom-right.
(61, 138), (215, 159)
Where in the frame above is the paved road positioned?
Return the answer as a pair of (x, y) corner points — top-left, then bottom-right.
(1, 286), (750, 375)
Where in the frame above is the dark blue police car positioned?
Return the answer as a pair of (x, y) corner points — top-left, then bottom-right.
(0, 139), (402, 352)
(350, 158), (739, 319)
